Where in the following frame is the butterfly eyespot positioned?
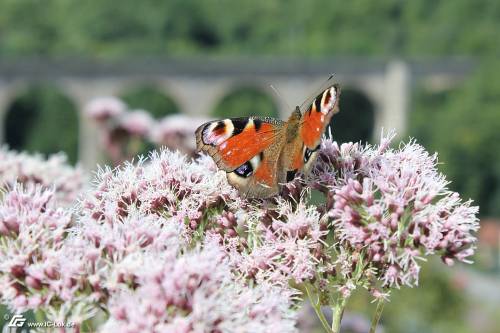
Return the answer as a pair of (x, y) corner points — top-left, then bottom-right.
(233, 152), (263, 178)
(323, 89), (332, 105)
(213, 121), (225, 133)
(234, 161), (253, 178)
(303, 149), (313, 163)
(201, 120), (234, 146)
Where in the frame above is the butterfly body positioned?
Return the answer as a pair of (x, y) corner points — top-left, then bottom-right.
(196, 79), (340, 198)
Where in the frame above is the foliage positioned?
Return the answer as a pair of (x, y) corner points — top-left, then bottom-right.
(348, 259), (470, 333)
(409, 60), (500, 217)
(0, 0), (499, 57)
(328, 89), (374, 144)
(120, 85), (180, 118)
(4, 85), (79, 164)
(383, 263), (468, 333)
(213, 87), (279, 118)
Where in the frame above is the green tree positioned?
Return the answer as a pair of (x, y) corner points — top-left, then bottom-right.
(328, 89), (375, 144)
(213, 87), (278, 118)
(1, 0), (499, 57)
(409, 60), (500, 216)
(5, 85), (79, 164)
(121, 85), (179, 118)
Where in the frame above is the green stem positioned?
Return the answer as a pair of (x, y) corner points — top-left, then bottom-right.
(369, 298), (385, 333)
(331, 297), (347, 333)
(304, 284), (333, 333)
(34, 309), (45, 323)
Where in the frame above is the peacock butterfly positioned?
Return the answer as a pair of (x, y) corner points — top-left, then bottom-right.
(195, 76), (340, 198)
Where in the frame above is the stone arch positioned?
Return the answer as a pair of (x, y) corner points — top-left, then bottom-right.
(4, 84), (79, 163)
(212, 85), (279, 118)
(120, 83), (180, 118)
(328, 87), (375, 144)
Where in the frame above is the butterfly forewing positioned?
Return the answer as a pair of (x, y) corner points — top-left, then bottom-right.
(279, 82), (340, 184)
(195, 117), (285, 172)
(299, 83), (340, 149)
(298, 74), (337, 115)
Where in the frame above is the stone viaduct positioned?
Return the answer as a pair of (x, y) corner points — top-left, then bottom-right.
(0, 58), (473, 169)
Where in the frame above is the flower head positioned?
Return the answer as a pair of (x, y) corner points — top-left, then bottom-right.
(101, 243), (298, 333)
(150, 114), (209, 154)
(0, 126), (480, 331)
(0, 185), (77, 313)
(313, 133), (480, 289)
(84, 97), (127, 122)
(118, 110), (154, 137)
(80, 148), (241, 237)
(0, 147), (84, 205)
(237, 198), (328, 285)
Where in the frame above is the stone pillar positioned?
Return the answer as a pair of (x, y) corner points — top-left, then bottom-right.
(383, 60), (411, 136)
(61, 78), (124, 170)
(0, 82), (8, 146)
(0, 82), (11, 144)
(354, 75), (389, 142)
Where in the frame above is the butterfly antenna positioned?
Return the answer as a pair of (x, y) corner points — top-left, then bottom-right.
(270, 84), (292, 111)
(326, 125), (333, 140)
(298, 73), (337, 111)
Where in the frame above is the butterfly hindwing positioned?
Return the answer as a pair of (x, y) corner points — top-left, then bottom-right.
(280, 139), (322, 181)
(227, 136), (285, 198)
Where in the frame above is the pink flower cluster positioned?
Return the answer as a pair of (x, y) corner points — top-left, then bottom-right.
(150, 114), (206, 153)
(80, 150), (242, 238)
(0, 130), (480, 331)
(237, 199), (328, 285)
(0, 149), (296, 329)
(102, 243), (297, 333)
(0, 147), (84, 205)
(84, 96), (126, 122)
(312, 133), (479, 289)
(0, 185), (83, 315)
(84, 97), (208, 164)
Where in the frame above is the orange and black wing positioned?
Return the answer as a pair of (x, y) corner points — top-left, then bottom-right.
(195, 117), (284, 171)
(280, 79), (340, 181)
(196, 117), (286, 198)
(299, 81), (340, 150)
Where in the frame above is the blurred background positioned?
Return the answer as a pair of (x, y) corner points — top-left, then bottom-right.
(0, 0), (499, 332)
